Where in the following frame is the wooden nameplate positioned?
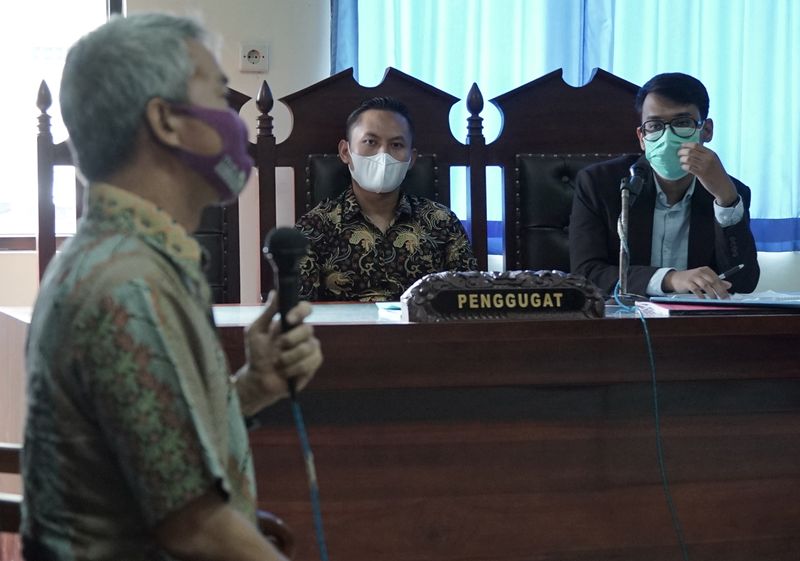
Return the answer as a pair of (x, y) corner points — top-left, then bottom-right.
(400, 270), (605, 322)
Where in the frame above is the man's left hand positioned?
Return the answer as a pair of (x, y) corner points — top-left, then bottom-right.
(677, 142), (738, 206)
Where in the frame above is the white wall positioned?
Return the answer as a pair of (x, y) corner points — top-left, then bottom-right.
(754, 252), (800, 293)
(128, 0), (330, 140)
(0, 252), (39, 307)
(128, 0), (332, 303)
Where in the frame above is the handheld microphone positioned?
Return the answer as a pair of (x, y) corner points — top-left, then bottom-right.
(262, 227), (330, 561)
(262, 227), (309, 334)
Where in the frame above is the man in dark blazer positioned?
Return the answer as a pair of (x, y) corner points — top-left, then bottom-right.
(569, 72), (759, 298)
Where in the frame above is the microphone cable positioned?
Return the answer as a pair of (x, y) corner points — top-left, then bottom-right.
(244, 385), (330, 561)
(613, 281), (691, 561)
(288, 384), (330, 561)
(262, 227), (330, 561)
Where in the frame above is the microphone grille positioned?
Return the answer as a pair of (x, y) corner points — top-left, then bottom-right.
(262, 227), (309, 265)
(630, 154), (649, 178)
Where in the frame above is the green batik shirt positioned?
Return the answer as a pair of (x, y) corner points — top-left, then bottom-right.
(22, 183), (256, 561)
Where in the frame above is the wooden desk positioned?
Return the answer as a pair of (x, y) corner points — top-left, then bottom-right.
(3, 307), (800, 560)
(218, 305), (800, 561)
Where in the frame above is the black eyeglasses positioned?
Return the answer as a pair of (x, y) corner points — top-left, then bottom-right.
(640, 117), (704, 141)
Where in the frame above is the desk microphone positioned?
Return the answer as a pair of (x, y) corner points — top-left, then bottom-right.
(617, 155), (649, 298)
(627, 154), (648, 205)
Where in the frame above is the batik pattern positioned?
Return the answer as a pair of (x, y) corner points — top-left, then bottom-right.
(296, 187), (477, 301)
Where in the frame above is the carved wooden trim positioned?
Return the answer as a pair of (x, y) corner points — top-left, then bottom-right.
(401, 270), (605, 322)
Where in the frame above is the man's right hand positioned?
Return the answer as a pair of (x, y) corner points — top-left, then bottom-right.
(662, 266), (732, 299)
(235, 291), (323, 416)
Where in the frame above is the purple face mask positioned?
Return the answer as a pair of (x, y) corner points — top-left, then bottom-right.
(170, 104), (254, 205)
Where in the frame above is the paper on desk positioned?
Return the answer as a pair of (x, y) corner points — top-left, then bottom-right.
(375, 301), (403, 321)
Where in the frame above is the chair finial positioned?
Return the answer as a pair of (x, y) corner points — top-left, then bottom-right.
(467, 83), (484, 140)
(467, 83), (484, 116)
(256, 80), (275, 139)
(256, 80), (274, 114)
(37, 80), (52, 113)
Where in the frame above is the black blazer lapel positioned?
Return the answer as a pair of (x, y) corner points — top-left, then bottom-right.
(628, 175), (656, 266)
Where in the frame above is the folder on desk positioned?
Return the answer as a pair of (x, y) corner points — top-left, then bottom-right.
(646, 290), (800, 315)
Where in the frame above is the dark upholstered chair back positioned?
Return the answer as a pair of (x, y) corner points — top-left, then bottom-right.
(301, 153), (440, 214)
(513, 153), (636, 272)
(35, 81), (243, 303)
(194, 206), (240, 304)
(487, 69), (642, 271)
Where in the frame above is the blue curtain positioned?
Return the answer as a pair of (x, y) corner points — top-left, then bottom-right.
(330, 0), (359, 76)
(356, 0), (585, 142)
(334, 0), (800, 252)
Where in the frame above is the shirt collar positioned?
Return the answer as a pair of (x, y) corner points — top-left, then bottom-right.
(84, 183), (203, 270)
(653, 174), (696, 208)
(340, 186), (414, 222)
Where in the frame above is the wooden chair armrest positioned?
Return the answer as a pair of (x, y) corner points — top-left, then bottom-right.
(257, 509), (295, 559)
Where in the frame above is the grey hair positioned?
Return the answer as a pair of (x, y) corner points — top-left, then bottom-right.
(60, 13), (207, 181)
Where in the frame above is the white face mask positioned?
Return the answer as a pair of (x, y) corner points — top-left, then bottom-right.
(348, 147), (411, 193)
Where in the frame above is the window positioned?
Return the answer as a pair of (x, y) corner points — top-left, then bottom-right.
(0, 1), (107, 237)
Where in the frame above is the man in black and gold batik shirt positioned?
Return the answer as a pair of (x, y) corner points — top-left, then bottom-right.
(296, 97), (477, 302)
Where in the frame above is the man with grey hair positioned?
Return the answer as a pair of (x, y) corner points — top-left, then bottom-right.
(22, 13), (321, 561)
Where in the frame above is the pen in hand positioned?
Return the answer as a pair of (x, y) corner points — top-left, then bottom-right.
(718, 263), (744, 281)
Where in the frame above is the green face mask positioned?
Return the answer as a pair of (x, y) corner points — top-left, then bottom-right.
(645, 128), (701, 181)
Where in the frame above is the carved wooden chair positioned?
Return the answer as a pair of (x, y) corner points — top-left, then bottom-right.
(252, 67), (488, 296)
(484, 68), (642, 271)
(35, 81), (242, 303)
